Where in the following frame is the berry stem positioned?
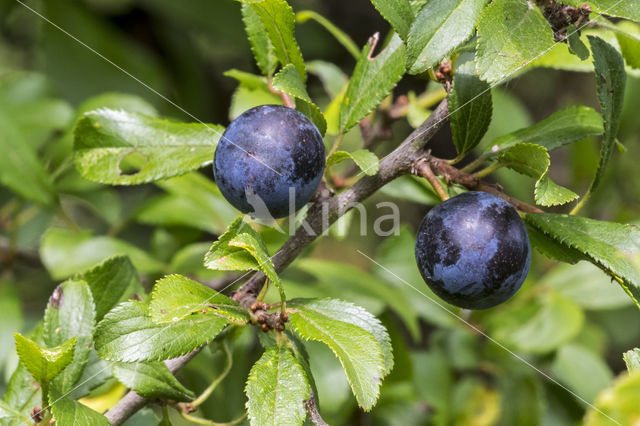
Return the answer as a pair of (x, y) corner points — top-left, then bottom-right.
(415, 159), (449, 201)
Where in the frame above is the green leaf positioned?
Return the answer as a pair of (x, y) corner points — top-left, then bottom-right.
(40, 227), (164, 280)
(80, 255), (144, 322)
(289, 299), (393, 376)
(73, 109), (223, 185)
(3, 325), (44, 424)
(250, 0), (306, 80)
(43, 280), (96, 393)
(615, 21), (640, 69)
(406, 0), (486, 74)
(291, 259), (421, 340)
(95, 301), (228, 362)
(204, 217), (285, 303)
(623, 348), (640, 372)
(588, 36), (627, 193)
(326, 150), (379, 175)
(487, 106), (603, 154)
(568, 25), (590, 60)
(306, 60), (348, 99)
(534, 173), (579, 207)
(0, 400), (31, 424)
(245, 345), (310, 426)
(449, 61), (492, 155)
(224, 69), (270, 90)
(526, 224), (586, 264)
(543, 262), (633, 310)
(112, 361), (194, 402)
(551, 344), (613, 404)
(50, 388), (109, 426)
(476, 0), (555, 83)
(241, 3), (277, 76)
(585, 371), (640, 426)
(369, 0), (415, 41)
(498, 143), (549, 178)
(564, 0), (640, 23)
(296, 11), (359, 59)
(143, 172), (237, 235)
(339, 34), (406, 134)
(0, 110), (55, 205)
(495, 142), (578, 206)
(497, 292), (584, 354)
(149, 274), (249, 325)
(524, 213), (640, 308)
(14, 333), (76, 386)
(271, 64), (327, 135)
(288, 299), (385, 410)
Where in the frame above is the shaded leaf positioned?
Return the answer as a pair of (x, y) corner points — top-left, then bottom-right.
(141, 172), (237, 235)
(149, 274), (249, 325)
(326, 149), (379, 175)
(0, 110), (54, 205)
(113, 361), (194, 402)
(50, 388), (109, 426)
(306, 60), (348, 99)
(340, 34), (406, 134)
(497, 143), (548, 178)
(526, 224), (586, 264)
(40, 228), (164, 280)
(568, 25), (590, 60)
(543, 261), (632, 310)
(43, 280), (96, 393)
(476, 0), (555, 83)
(551, 344), (613, 404)
(296, 11), (359, 59)
(95, 301), (228, 362)
(588, 36), (627, 192)
(79, 255), (144, 322)
(288, 299), (385, 410)
(486, 106), (603, 154)
(245, 345), (309, 426)
(406, 0), (486, 74)
(498, 292), (584, 354)
(73, 109), (223, 185)
(534, 173), (579, 207)
(449, 61), (492, 155)
(524, 213), (640, 308)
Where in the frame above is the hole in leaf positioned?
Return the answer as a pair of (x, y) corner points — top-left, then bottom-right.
(118, 151), (147, 176)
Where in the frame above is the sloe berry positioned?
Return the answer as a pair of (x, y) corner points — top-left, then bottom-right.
(214, 105), (325, 219)
(414, 191), (531, 309)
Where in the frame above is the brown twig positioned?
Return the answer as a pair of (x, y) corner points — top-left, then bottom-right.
(415, 157), (543, 213)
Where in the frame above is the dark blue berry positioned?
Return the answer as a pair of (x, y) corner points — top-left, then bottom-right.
(414, 191), (531, 309)
(214, 105), (325, 219)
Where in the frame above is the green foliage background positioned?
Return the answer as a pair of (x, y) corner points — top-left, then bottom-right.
(1, 0), (640, 425)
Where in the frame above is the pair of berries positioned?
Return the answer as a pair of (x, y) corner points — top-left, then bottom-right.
(214, 106), (530, 310)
